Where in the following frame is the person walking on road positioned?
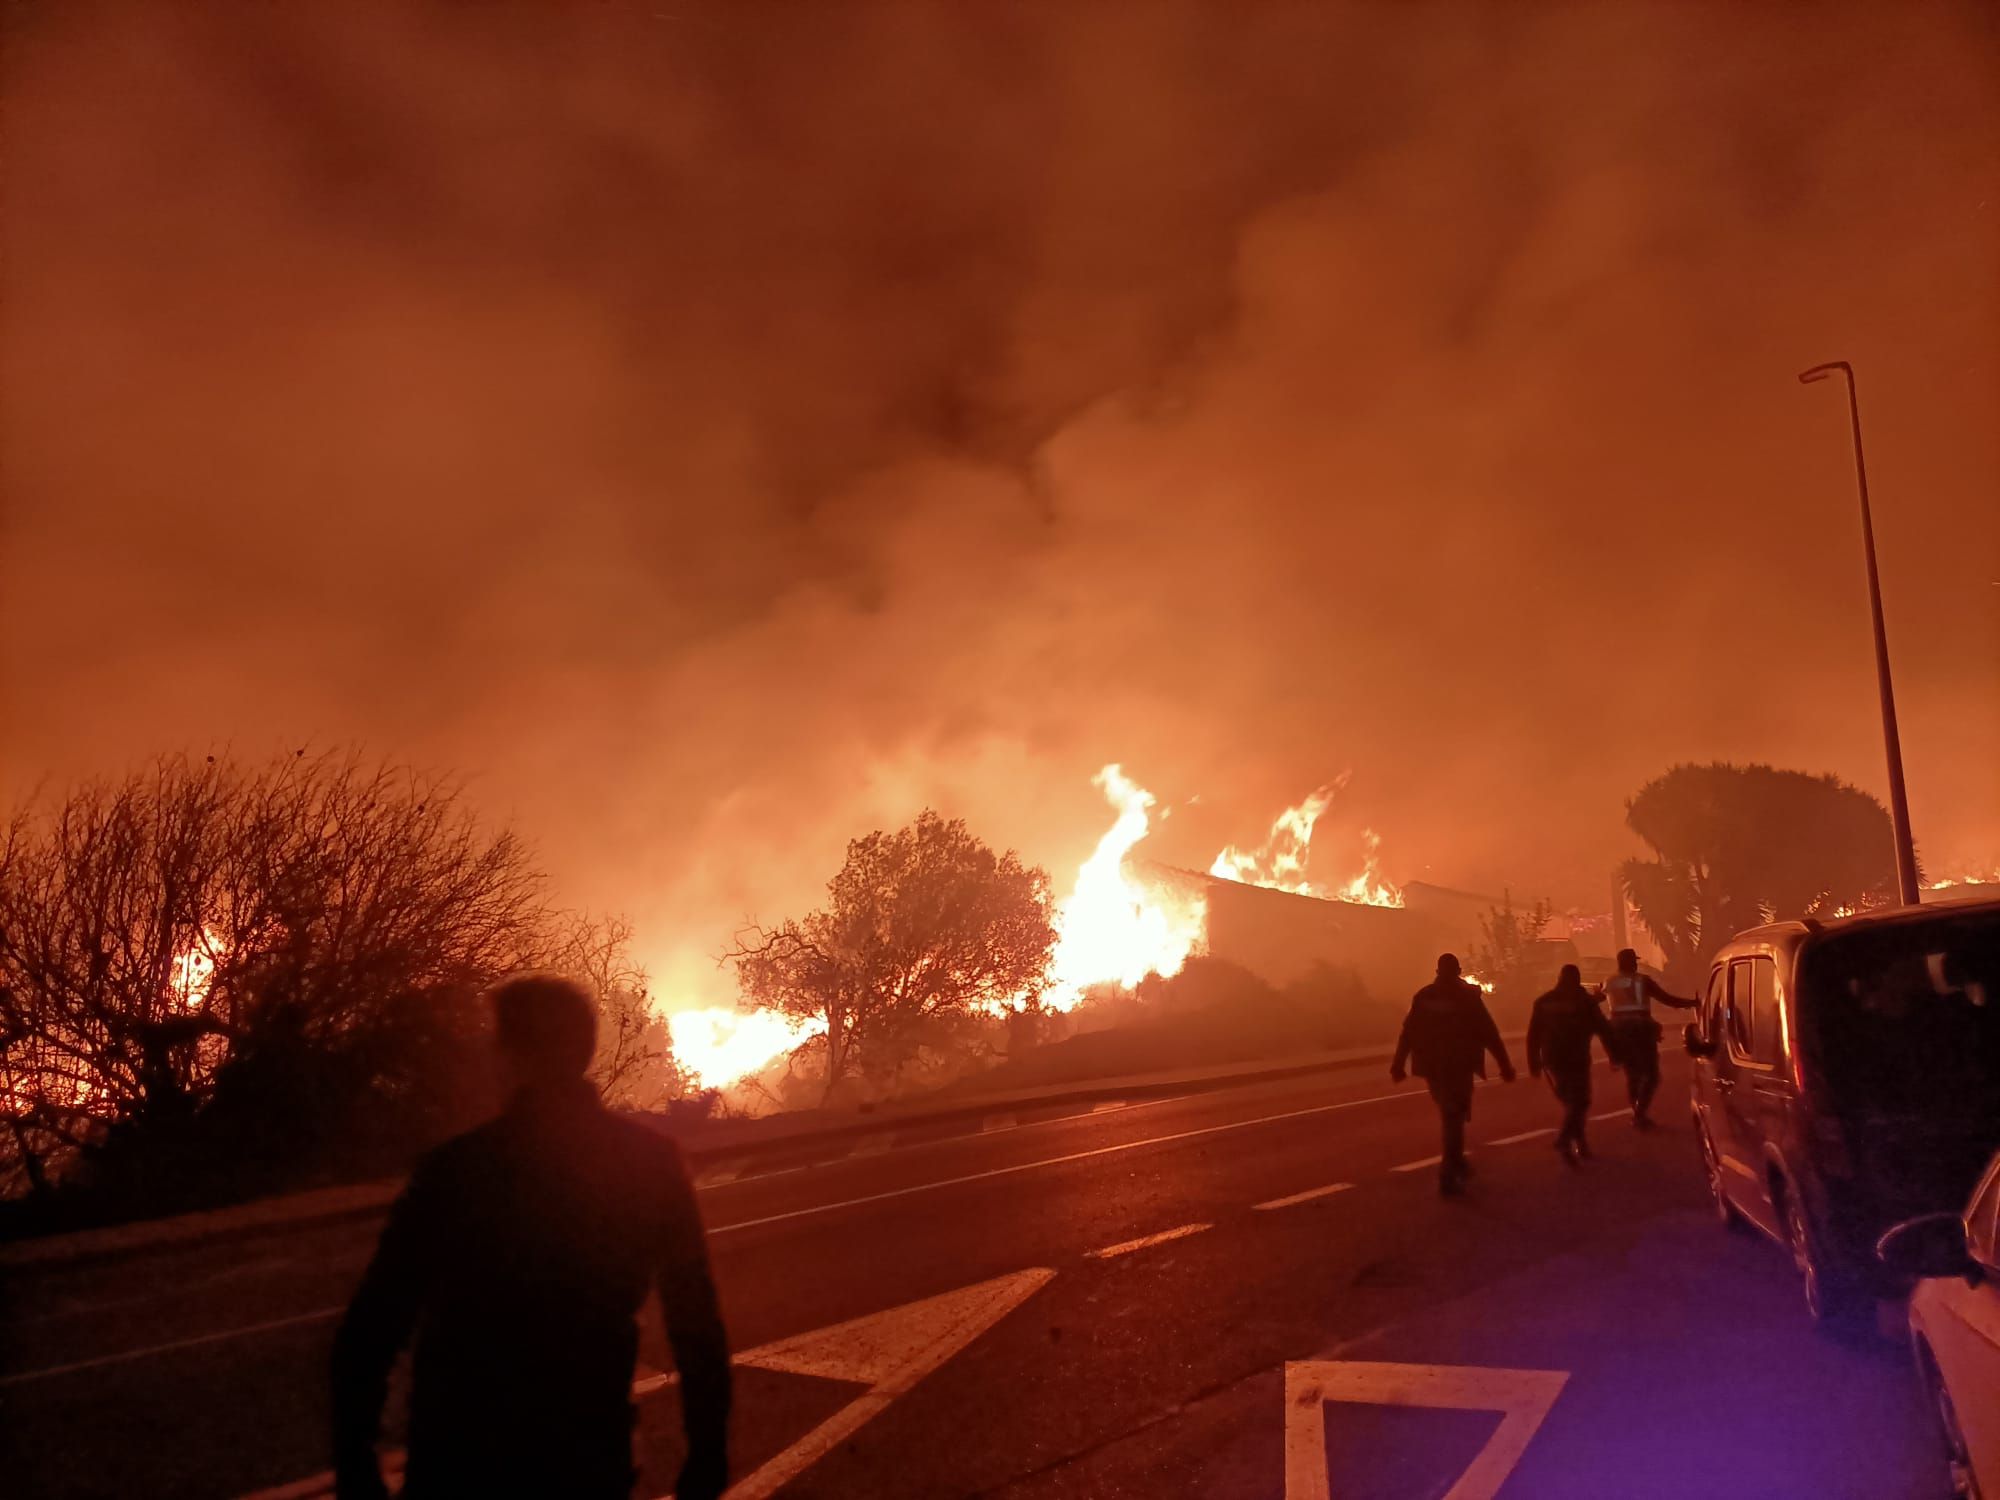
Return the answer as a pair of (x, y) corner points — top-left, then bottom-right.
(1391, 953), (1515, 1196)
(1603, 947), (1696, 1130)
(1527, 963), (1620, 1165)
(331, 974), (732, 1500)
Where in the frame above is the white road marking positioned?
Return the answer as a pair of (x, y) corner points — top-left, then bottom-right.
(1284, 1359), (1570, 1500)
(981, 1112), (1018, 1133)
(708, 1085), (1430, 1235)
(1092, 1099), (1133, 1113)
(694, 1161), (743, 1188)
(1390, 1155), (1444, 1173)
(1487, 1127), (1557, 1146)
(1255, 1183), (1353, 1211)
(34, 1086), (1432, 1382)
(1088, 1222), (1212, 1259)
(693, 1267), (1055, 1500)
(1590, 1108), (1630, 1121)
(1, 1308), (341, 1388)
(237, 1271), (1058, 1500)
(847, 1134), (895, 1157)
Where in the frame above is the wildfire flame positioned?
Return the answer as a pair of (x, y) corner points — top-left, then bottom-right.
(668, 1006), (828, 1092)
(169, 928), (222, 1011)
(1209, 783), (1338, 896)
(1045, 765), (1207, 1012)
(1207, 787), (1405, 909)
(1335, 828), (1405, 908)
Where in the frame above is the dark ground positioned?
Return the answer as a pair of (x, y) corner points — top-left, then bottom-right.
(2, 1055), (1941, 1499)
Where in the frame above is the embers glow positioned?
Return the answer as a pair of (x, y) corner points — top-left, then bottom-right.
(169, 928), (222, 1011)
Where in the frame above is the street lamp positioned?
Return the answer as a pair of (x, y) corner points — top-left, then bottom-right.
(1799, 360), (1921, 906)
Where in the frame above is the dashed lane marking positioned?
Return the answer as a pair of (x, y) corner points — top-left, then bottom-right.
(706, 1085), (1431, 1235)
(1487, 1127), (1557, 1146)
(1254, 1183), (1353, 1211)
(1390, 1155), (1444, 1174)
(24, 1086), (1434, 1381)
(1088, 1222), (1212, 1259)
(1284, 1359), (1570, 1500)
(1092, 1099), (1133, 1113)
(982, 1113), (1019, 1132)
(1590, 1108), (1630, 1122)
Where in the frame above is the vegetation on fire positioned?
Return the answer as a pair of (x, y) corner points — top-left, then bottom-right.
(0, 751), (693, 1228)
(725, 810), (1058, 1105)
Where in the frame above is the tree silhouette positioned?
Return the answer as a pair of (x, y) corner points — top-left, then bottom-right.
(727, 810), (1056, 1101)
(1619, 762), (1903, 990)
(0, 751), (668, 1200)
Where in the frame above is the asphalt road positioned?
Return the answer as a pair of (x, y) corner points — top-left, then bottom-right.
(2, 1055), (1942, 1499)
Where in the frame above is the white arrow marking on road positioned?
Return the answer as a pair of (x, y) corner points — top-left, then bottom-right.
(1280, 1360), (1576, 1500)
(709, 1266), (1054, 1499)
(236, 1268), (1056, 1500)
(1283, 1360), (1568, 1500)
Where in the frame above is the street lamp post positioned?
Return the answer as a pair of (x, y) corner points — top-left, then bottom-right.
(1798, 360), (1921, 906)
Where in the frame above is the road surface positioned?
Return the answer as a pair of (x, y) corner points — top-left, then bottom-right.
(2, 1056), (1938, 1498)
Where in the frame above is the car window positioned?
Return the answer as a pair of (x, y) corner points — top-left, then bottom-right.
(1703, 967), (1727, 1046)
(1726, 959), (1756, 1061)
(1967, 1162), (2000, 1268)
(1799, 909), (2000, 1122)
(1749, 957), (1784, 1066)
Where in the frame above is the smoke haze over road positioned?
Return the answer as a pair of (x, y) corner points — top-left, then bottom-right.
(4, 1), (1995, 1009)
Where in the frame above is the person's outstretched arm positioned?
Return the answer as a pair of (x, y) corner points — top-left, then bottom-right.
(656, 1143), (733, 1500)
(330, 1172), (434, 1500)
(1643, 976), (1697, 1010)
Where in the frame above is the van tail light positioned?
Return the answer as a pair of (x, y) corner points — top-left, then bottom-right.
(1812, 1114), (1853, 1178)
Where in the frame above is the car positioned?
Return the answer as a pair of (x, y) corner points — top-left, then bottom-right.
(1684, 897), (2000, 1324)
(1877, 1150), (2000, 1499)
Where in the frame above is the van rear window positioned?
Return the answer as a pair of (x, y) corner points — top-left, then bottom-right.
(1800, 909), (2000, 1120)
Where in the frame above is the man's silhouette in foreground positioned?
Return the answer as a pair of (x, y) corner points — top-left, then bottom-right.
(1602, 946), (1696, 1129)
(1527, 963), (1620, 1164)
(332, 975), (731, 1500)
(1391, 953), (1514, 1196)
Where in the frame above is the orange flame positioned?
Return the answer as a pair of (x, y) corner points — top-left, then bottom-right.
(169, 928), (222, 1011)
(1209, 783), (1338, 896)
(668, 1005), (828, 1092)
(1045, 765), (1207, 1011)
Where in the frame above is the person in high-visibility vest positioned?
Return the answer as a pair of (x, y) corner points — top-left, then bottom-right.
(1601, 947), (1695, 1129)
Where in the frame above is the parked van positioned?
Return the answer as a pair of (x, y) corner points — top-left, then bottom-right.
(1686, 898), (2000, 1323)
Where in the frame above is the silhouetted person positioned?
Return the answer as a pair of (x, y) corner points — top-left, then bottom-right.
(1603, 947), (1695, 1129)
(1527, 963), (1619, 1164)
(1391, 953), (1514, 1195)
(331, 975), (730, 1500)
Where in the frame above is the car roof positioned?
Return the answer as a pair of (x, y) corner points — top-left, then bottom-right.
(1713, 895), (2000, 962)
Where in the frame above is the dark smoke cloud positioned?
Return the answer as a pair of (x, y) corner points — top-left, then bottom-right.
(5, 1), (1996, 1007)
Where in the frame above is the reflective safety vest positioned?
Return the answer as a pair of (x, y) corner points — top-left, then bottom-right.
(1605, 972), (1651, 1022)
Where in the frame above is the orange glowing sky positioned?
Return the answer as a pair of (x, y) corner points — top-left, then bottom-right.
(3, 2), (1995, 1014)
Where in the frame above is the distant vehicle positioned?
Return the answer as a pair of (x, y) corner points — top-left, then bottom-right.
(1685, 898), (2000, 1324)
(1877, 1149), (2000, 1500)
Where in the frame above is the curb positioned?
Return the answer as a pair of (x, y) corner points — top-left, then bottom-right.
(6, 1033), (1509, 1273)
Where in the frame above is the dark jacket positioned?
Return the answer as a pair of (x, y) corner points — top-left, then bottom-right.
(331, 1080), (731, 1500)
(1393, 977), (1512, 1081)
(1527, 982), (1618, 1077)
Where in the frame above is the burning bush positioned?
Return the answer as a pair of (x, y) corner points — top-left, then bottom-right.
(726, 810), (1057, 1103)
(0, 751), (679, 1214)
